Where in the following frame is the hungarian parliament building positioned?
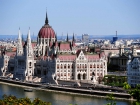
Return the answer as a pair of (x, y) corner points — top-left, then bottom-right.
(0, 12), (107, 83)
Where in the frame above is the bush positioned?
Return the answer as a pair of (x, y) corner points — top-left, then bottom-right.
(0, 94), (51, 105)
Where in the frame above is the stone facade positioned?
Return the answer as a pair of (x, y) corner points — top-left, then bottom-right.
(0, 11), (107, 84)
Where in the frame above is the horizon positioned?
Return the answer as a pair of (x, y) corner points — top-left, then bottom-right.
(0, 0), (140, 35)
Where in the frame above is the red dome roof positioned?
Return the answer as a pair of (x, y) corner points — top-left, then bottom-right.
(38, 24), (55, 38)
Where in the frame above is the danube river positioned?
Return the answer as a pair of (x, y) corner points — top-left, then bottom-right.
(0, 83), (132, 105)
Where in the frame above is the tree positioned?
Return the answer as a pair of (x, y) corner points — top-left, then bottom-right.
(0, 94), (52, 105)
(129, 84), (140, 105)
(123, 82), (131, 90)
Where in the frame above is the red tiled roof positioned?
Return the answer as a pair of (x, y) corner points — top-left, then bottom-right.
(58, 55), (76, 61)
(59, 43), (71, 51)
(86, 54), (100, 60)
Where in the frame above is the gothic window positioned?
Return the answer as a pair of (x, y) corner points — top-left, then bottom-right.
(94, 64), (96, 68)
(80, 64), (82, 68)
(101, 64), (103, 68)
(57, 64), (59, 69)
(68, 64), (70, 69)
(85, 64), (87, 68)
(90, 64), (92, 68)
(72, 64), (74, 69)
(61, 64), (63, 69)
(77, 64), (79, 68)
(29, 62), (32, 66)
(64, 64), (66, 69)
(82, 64), (84, 68)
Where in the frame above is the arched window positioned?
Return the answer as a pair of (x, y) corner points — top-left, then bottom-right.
(85, 64), (87, 68)
(90, 64), (92, 68)
(64, 64), (66, 69)
(61, 64), (63, 69)
(68, 64), (70, 69)
(57, 64), (59, 69)
(29, 62), (32, 66)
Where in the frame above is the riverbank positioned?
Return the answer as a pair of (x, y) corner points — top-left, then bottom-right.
(0, 78), (134, 102)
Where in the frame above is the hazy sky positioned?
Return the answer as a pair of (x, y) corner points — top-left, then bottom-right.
(0, 0), (140, 36)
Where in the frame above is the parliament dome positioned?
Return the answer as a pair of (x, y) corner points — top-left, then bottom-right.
(38, 12), (55, 38)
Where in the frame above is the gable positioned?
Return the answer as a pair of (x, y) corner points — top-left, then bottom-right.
(77, 50), (86, 60)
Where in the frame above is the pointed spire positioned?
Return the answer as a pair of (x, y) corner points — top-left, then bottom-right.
(27, 27), (31, 40)
(18, 27), (21, 39)
(67, 33), (69, 42)
(45, 9), (49, 25)
(72, 33), (75, 42)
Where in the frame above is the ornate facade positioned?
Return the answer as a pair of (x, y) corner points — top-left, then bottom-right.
(0, 12), (107, 83)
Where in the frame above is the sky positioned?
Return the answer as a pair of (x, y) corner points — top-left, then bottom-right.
(0, 0), (140, 36)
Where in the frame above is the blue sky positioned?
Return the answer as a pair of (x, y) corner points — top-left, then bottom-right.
(0, 0), (140, 36)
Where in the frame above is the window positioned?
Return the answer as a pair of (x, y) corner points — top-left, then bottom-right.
(29, 62), (32, 66)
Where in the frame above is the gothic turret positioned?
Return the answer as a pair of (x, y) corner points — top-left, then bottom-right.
(66, 33), (69, 42)
(26, 28), (33, 57)
(25, 28), (34, 81)
(16, 28), (23, 56)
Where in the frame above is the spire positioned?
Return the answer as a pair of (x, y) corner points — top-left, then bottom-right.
(17, 27), (23, 56)
(18, 27), (21, 39)
(26, 27), (33, 57)
(72, 33), (75, 42)
(27, 27), (31, 40)
(67, 33), (69, 42)
(45, 9), (49, 25)
(27, 27), (31, 44)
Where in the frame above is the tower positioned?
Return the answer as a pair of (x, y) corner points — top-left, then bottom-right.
(16, 28), (23, 56)
(66, 33), (69, 42)
(25, 28), (34, 81)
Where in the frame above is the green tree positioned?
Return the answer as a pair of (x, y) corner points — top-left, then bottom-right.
(123, 82), (131, 90)
(0, 94), (52, 105)
(129, 84), (140, 105)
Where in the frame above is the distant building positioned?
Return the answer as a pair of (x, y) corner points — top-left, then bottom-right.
(112, 31), (118, 44)
(127, 46), (140, 87)
(82, 34), (89, 46)
(108, 45), (128, 71)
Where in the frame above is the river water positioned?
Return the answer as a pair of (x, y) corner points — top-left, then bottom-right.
(0, 83), (132, 105)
